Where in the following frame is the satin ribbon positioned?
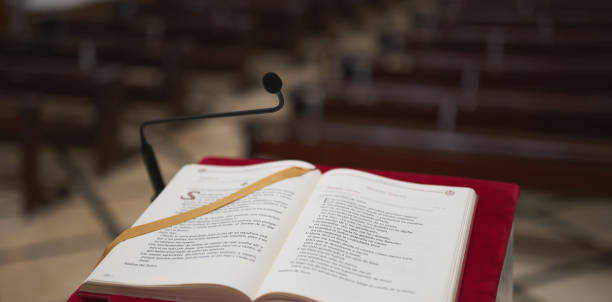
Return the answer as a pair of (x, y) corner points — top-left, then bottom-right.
(95, 166), (313, 267)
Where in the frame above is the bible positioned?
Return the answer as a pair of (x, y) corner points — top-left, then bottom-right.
(80, 160), (477, 302)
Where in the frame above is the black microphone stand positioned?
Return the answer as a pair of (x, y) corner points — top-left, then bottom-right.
(140, 72), (285, 199)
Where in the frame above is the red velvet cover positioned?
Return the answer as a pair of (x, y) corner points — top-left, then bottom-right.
(69, 157), (519, 302)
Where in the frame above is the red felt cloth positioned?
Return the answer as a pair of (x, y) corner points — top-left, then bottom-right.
(69, 157), (519, 302)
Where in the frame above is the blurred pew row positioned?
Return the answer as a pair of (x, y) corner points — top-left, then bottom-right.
(0, 0), (385, 212)
(248, 0), (612, 194)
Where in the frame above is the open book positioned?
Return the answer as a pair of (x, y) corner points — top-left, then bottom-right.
(81, 160), (477, 302)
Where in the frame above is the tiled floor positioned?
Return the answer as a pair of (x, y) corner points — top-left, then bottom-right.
(1, 6), (611, 302)
(512, 192), (612, 302)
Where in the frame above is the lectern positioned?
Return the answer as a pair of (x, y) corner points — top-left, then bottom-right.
(67, 156), (517, 302)
(67, 73), (518, 302)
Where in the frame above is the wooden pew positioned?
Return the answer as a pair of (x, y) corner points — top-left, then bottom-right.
(260, 38), (612, 193)
(0, 89), (119, 213)
(380, 29), (612, 59)
(0, 102), (55, 213)
(31, 0), (382, 54)
(32, 13), (250, 71)
(0, 60), (123, 172)
(244, 0), (612, 193)
(387, 0), (612, 58)
(0, 35), (191, 114)
(20, 0), (385, 91)
(433, 0), (612, 29)
(0, 101), (75, 213)
(247, 118), (612, 194)
(149, 0), (375, 45)
(366, 2), (612, 135)
(350, 29), (612, 137)
(291, 82), (612, 138)
(342, 53), (612, 95)
(0, 57), (122, 211)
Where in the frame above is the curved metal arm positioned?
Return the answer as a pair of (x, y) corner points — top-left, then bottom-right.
(140, 72), (284, 198)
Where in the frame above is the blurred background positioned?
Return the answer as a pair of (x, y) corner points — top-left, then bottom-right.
(0, 0), (610, 301)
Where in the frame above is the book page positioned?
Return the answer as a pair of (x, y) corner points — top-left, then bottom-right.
(83, 160), (321, 300)
(257, 169), (476, 302)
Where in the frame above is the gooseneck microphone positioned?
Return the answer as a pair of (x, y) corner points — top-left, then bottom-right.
(140, 72), (284, 198)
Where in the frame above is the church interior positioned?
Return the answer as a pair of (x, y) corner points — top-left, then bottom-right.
(0, 0), (610, 301)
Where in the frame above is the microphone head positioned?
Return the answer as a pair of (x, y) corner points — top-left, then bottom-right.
(262, 72), (282, 94)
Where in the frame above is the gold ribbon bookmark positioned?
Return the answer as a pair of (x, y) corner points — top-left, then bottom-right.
(95, 166), (313, 267)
